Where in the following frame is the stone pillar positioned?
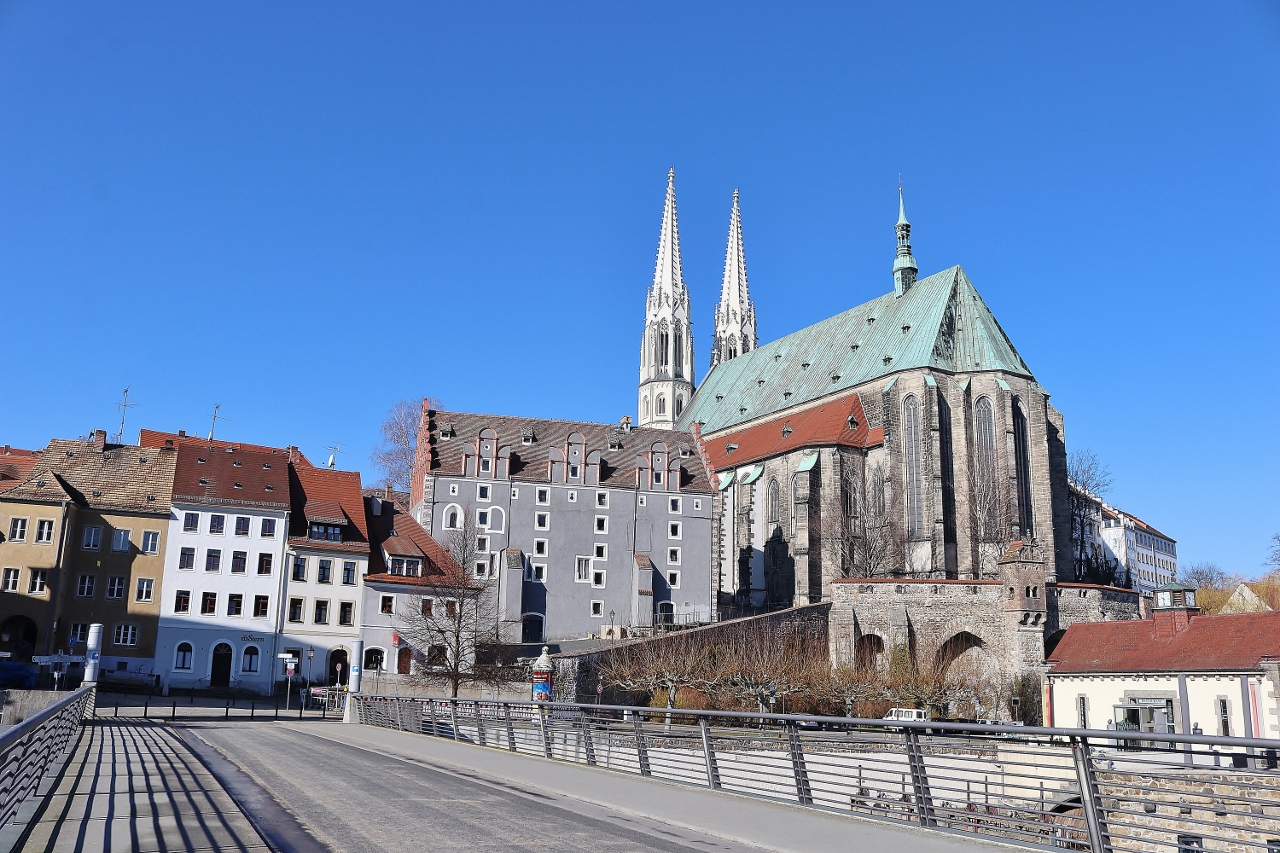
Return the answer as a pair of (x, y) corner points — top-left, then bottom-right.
(83, 623), (103, 684)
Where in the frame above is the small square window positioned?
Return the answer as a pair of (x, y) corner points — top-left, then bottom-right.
(536, 488), (550, 505)
(478, 484), (491, 501)
(575, 557), (591, 582)
(288, 598), (304, 622)
(476, 535), (489, 552)
(227, 593), (244, 616)
(339, 601), (355, 626)
(381, 595), (394, 614)
(82, 526), (102, 550)
(590, 600), (604, 617)
(667, 570), (680, 588)
(111, 528), (131, 552)
(253, 595), (269, 618)
(594, 543), (607, 559)
(261, 518), (276, 537)
(231, 551), (247, 573)
(205, 549), (222, 572)
(1, 568), (18, 592)
(592, 569), (606, 588)
(106, 576), (125, 599)
(595, 516), (608, 533)
(141, 530), (160, 554)
(234, 516), (251, 536)
(669, 521), (682, 539)
(183, 512), (199, 532)
(596, 491), (608, 508)
(29, 569), (48, 594)
(569, 464), (580, 479)
(474, 560), (489, 578)
(534, 538), (548, 556)
(480, 458), (492, 473)
(209, 515), (225, 535)
(528, 563), (546, 582)
(174, 590), (191, 613)
(201, 592), (218, 615)
(669, 497), (682, 513)
(477, 510), (489, 527)
(535, 512), (549, 530)
(135, 578), (154, 603)
(568, 491), (577, 502)
(76, 574), (95, 598)
(653, 471), (663, 485)
(314, 600), (329, 624)
(35, 519), (54, 543)
(7, 518), (27, 541)
(449, 483), (459, 496)
(668, 547), (681, 565)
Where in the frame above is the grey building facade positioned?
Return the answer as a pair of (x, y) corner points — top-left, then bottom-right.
(409, 410), (715, 643)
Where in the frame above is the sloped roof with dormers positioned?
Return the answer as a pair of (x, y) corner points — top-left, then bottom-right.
(1, 438), (176, 514)
(679, 266), (1033, 435)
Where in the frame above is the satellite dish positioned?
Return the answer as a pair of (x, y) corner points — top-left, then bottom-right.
(327, 454), (336, 469)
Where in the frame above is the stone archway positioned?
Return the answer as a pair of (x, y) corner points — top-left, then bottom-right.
(854, 633), (885, 671)
(0, 615), (38, 662)
(210, 643), (233, 688)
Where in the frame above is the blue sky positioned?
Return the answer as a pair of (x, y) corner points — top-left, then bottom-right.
(1, 3), (1277, 574)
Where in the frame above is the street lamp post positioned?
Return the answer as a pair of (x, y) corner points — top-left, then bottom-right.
(305, 646), (315, 708)
(608, 610), (615, 642)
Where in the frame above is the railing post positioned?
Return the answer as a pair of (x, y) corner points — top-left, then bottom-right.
(450, 699), (460, 742)
(429, 699), (440, 736)
(699, 717), (721, 789)
(1070, 736), (1113, 853)
(786, 722), (813, 805)
(474, 702), (486, 746)
(903, 728), (936, 827)
(580, 714), (596, 766)
(503, 703), (516, 752)
(538, 705), (552, 758)
(633, 717), (652, 777)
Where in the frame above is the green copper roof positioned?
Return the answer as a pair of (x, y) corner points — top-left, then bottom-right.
(679, 266), (1033, 434)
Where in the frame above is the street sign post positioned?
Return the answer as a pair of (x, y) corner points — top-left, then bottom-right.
(33, 654), (86, 665)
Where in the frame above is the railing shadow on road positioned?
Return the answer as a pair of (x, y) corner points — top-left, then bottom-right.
(352, 694), (1280, 853)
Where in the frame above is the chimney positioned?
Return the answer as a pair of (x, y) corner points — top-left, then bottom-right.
(620, 415), (632, 433)
(92, 429), (107, 449)
(178, 430), (187, 438)
(164, 439), (174, 449)
(1151, 583), (1199, 639)
(371, 497), (382, 517)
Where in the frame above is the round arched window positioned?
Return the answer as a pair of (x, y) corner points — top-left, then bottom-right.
(175, 642), (193, 670)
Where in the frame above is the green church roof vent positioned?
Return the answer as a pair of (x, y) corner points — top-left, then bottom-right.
(883, 356), (893, 366)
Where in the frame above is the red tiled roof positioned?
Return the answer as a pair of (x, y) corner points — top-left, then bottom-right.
(171, 444), (289, 509)
(701, 393), (883, 470)
(0, 446), (42, 492)
(365, 495), (465, 582)
(1, 439), (176, 513)
(139, 429), (314, 467)
(1048, 611), (1280, 674)
(287, 464), (369, 553)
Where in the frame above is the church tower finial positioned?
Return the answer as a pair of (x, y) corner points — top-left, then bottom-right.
(711, 188), (757, 371)
(638, 168), (695, 429)
(893, 184), (918, 296)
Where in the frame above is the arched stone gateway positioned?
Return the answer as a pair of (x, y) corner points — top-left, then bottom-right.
(853, 633), (885, 670)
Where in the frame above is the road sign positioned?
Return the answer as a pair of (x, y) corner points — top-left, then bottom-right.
(33, 654), (86, 665)
(277, 653), (294, 659)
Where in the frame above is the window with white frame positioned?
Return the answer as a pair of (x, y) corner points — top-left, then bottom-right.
(595, 516), (608, 533)
(381, 595), (394, 614)
(528, 563), (546, 582)
(477, 509), (489, 527)
(476, 535), (489, 553)
(668, 521), (682, 539)
(113, 624), (138, 646)
(591, 567), (606, 588)
(536, 488), (549, 505)
(209, 514), (225, 535)
(254, 595), (269, 618)
(478, 484), (491, 501)
(594, 543), (607, 559)
(653, 471), (663, 485)
(443, 505), (462, 529)
(234, 516), (251, 536)
(2, 568), (19, 592)
(569, 463), (579, 480)
(183, 512), (199, 532)
(136, 578), (154, 603)
(590, 600), (604, 617)
(76, 574), (95, 598)
(534, 538), (548, 557)
(474, 558), (489, 578)
(575, 557), (591, 582)
(535, 512), (549, 530)
(82, 526), (102, 550)
(596, 491), (609, 508)
(261, 518), (276, 537)
(68, 623), (88, 645)
(28, 569), (48, 594)
(669, 497), (682, 513)
(226, 593), (243, 616)
(205, 549), (221, 572)
(7, 518), (27, 541)
(313, 600), (329, 624)
(111, 528), (130, 552)
(106, 576), (125, 599)
(480, 457), (491, 473)
(174, 589), (191, 613)
(141, 530), (160, 554)
(241, 646), (260, 673)
(667, 570), (680, 588)
(667, 547), (681, 565)
(288, 598), (303, 622)
(35, 519), (54, 543)
(175, 642), (193, 670)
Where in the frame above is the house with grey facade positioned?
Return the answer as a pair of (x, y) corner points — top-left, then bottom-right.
(409, 410), (716, 644)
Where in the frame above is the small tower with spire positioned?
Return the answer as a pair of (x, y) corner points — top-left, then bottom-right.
(710, 188), (758, 371)
(892, 185), (918, 296)
(638, 169), (696, 429)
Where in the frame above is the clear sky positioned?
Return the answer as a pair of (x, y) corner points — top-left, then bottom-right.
(1, 3), (1277, 574)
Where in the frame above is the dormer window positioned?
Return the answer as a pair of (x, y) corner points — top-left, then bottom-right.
(233, 460), (242, 467)
(440, 422), (456, 440)
(522, 427), (536, 445)
(309, 523), (342, 542)
(197, 457), (206, 464)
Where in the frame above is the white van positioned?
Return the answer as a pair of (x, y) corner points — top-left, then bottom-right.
(882, 708), (930, 722)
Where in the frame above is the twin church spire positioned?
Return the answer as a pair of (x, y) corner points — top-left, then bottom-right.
(637, 170), (758, 429)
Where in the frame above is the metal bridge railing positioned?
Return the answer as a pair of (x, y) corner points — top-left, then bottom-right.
(352, 695), (1280, 853)
(0, 686), (94, 832)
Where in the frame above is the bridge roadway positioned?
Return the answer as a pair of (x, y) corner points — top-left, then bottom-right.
(7, 716), (1005, 853)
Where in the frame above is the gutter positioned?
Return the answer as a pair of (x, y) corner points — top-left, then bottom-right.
(44, 499), (72, 656)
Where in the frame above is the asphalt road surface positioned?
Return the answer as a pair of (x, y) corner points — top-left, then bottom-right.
(188, 721), (757, 853)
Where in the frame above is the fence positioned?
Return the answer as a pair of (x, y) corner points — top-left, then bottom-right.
(353, 695), (1280, 853)
(0, 686), (94, 832)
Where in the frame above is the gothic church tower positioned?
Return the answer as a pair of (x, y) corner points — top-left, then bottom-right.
(638, 169), (696, 429)
(710, 189), (757, 370)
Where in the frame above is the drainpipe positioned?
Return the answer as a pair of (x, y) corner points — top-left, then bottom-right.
(271, 510), (290, 695)
(45, 500), (72, 655)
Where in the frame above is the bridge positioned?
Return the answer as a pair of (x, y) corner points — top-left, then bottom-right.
(2, 688), (1277, 853)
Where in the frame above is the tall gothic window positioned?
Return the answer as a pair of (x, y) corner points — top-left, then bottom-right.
(675, 395), (684, 417)
(974, 396), (996, 487)
(1012, 397), (1034, 537)
(903, 395), (924, 538)
(767, 478), (780, 524)
(658, 324), (670, 370)
(657, 395), (666, 416)
(937, 391), (958, 577)
(674, 328), (684, 378)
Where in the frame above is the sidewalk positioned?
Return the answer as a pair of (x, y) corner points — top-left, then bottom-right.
(4, 720), (269, 853)
(302, 721), (1009, 853)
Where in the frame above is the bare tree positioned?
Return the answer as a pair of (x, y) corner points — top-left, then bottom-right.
(968, 454), (1016, 579)
(1267, 534), (1280, 574)
(1179, 561), (1227, 589)
(1067, 449), (1114, 581)
(836, 462), (903, 578)
(596, 630), (715, 711)
(371, 397), (440, 491)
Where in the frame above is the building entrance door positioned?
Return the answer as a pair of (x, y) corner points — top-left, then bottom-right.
(210, 643), (233, 688)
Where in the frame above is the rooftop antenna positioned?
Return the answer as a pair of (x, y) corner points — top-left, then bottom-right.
(208, 404), (228, 443)
(115, 387), (139, 443)
(326, 442), (342, 469)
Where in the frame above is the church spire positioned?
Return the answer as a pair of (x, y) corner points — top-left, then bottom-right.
(711, 188), (757, 370)
(892, 185), (918, 296)
(638, 168), (695, 429)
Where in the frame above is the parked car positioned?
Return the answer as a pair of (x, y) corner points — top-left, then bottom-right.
(883, 707), (930, 722)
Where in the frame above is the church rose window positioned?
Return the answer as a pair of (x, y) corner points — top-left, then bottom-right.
(903, 395), (924, 538)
